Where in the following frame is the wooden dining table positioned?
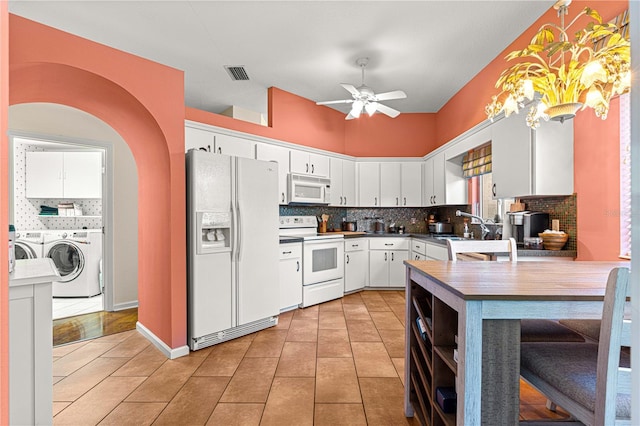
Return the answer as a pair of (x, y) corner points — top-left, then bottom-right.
(403, 260), (629, 426)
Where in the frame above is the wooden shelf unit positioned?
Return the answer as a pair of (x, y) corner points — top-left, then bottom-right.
(408, 283), (459, 426)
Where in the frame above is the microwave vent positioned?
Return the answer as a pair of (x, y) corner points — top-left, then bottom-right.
(224, 65), (250, 81)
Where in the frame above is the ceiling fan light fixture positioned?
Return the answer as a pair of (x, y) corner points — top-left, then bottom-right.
(350, 100), (364, 118)
(365, 102), (377, 116)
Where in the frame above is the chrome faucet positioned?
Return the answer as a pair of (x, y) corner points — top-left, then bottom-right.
(456, 210), (491, 240)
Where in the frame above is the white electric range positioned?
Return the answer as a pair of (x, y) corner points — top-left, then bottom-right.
(279, 216), (344, 307)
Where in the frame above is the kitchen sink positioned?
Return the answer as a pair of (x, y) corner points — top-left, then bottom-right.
(433, 236), (468, 241)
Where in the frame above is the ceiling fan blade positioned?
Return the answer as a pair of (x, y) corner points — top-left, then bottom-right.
(375, 103), (401, 118)
(345, 112), (357, 120)
(316, 99), (354, 105)
(340, 83), (360, 96)
(374, 90), (407, 101)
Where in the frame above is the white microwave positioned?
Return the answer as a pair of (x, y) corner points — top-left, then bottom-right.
(288, 173), (331, 205)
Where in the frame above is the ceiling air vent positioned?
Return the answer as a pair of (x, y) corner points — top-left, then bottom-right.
(224, 65), (250, 81)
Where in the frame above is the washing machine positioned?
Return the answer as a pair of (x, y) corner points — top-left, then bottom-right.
(14, 230), (44, 260)
(45, 230), (102, 297)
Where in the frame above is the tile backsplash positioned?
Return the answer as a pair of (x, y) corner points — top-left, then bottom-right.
(279, 194), (577, 251)
(13, 141), (103, 231)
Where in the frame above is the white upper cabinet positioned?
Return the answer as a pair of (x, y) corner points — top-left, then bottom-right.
(256, 143), (290, 205)
(213, 133), (254, 158)
(185, 126), (214, 152)
(380, 162), (402, 207)
(329, 158), (356, 206)
(290, 149), (329, 176)
(401, 162), (422, 206)
(185, 126), (253, 158)
(423, 152), (445, 206)
(491, 113), (573, 198)
(357, 162), (380, 207)
(379, 162), (421, 207)
(26, 151), (102, 199)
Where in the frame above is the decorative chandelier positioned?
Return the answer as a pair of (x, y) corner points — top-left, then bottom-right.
(485, 0), (630, 128)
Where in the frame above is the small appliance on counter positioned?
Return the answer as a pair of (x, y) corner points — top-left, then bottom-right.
(429, 222), (453, 234)
(341, 219), (357, 232)
(508, 211), (549, 245)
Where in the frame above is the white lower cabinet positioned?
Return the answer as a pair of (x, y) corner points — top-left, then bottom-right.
(411, 239), (427, 260)
(279, 243), (302, 311)
(344, 239), (367, 293)
(425, 241), (449, 260)
(368, 238), (409, 287)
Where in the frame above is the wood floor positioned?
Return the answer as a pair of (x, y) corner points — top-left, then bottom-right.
(51, 291), (570, 424)
(53, 308), (138, 347)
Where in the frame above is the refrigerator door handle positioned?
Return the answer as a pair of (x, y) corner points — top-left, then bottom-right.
(236, 203), (242, 261)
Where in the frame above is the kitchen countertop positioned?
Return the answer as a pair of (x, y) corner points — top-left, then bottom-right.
(9, 258), (60, 287)
(279, 236), (303, 244)
(280, 231), (575, 257)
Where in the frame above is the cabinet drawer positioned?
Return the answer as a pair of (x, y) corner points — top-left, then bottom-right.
(345, 239), (366, 252)
(369, 238), (409, 251)
(426, 243), (449, 261)
(279, 243), (302, 259)
(412, 240), (427, 256)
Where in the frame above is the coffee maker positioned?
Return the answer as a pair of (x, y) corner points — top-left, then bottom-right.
(508, 211), (549, 245)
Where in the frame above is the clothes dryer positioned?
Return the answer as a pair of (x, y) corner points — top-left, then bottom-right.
(45, 230), (102, 297)
(15, 231), (44, 260)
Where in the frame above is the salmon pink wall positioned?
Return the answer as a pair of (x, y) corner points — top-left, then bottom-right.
(187, 87), (346, 153)
(344, 113), (436, 157)
(575, 98), (621, 260)
(1, 2), (9, 423)
(9, 15), (187, 351)
(187, 87), (436, 157)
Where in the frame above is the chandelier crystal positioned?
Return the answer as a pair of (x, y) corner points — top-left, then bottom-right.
(485, 1), (630, 128)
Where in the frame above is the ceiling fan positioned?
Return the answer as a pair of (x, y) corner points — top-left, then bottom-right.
(316, 57), (407, 120)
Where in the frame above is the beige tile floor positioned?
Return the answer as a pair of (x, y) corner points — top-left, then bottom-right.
(52, 290), (568, 425)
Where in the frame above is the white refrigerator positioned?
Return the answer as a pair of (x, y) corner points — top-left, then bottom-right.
(186, 149), (280, 350)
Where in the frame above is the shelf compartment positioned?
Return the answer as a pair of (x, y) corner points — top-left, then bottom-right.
(410, 373), (432, 426)
(410, 346), (433, 405)
(434, 345), (457, 375)
(411, 323), (433, 375)
(433, 398), (456, 426)
(412, 296), (433, 343)
(432, 298), (457, 347)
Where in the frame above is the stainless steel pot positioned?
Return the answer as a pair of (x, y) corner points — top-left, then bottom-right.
(429, 222), (452, 234)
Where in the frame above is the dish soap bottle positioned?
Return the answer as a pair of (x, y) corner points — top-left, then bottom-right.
(463, 220), (470, 239)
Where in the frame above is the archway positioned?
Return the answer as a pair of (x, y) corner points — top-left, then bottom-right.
(10, 61), (187, 354)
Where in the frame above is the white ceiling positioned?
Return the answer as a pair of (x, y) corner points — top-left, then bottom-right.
(8, 1), (554, 117)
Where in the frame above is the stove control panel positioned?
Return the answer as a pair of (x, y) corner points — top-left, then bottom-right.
(279, 215), (318, 228)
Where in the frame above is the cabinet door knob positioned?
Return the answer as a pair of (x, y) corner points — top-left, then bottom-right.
(344, 196), (347, 205)
(385, 243), (393, 246)
(404, 197), (407, 206)
(352, 244), (358, 248)
(396, 197), (399, 206)
(283, 251), (292, 255)
(433, 195), (436, 204)
(391, 252), (395, 261)
(296, 260), (300, 272)
(492, 183), (497, 197)
(281, 193), (285, 203)
(306, 163), (309, 173)
(374, 197), (378, 206)
(346, 254), (350, 264)
(217, 147), (222, 154)
(311, 164), (315, 174)
(384, 253), (387, 261)
(340, 196), (343, 205)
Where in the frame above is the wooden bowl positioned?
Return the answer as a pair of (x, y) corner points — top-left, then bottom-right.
(538, 232), (568, 250)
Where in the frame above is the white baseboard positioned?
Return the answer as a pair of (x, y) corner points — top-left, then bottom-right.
(113, 300), (138, 311)
(136, 321), (190, 359)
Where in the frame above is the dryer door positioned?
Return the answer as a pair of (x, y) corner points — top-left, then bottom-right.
(47, 242), (85, 282)
(15, 242), (36, 259)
